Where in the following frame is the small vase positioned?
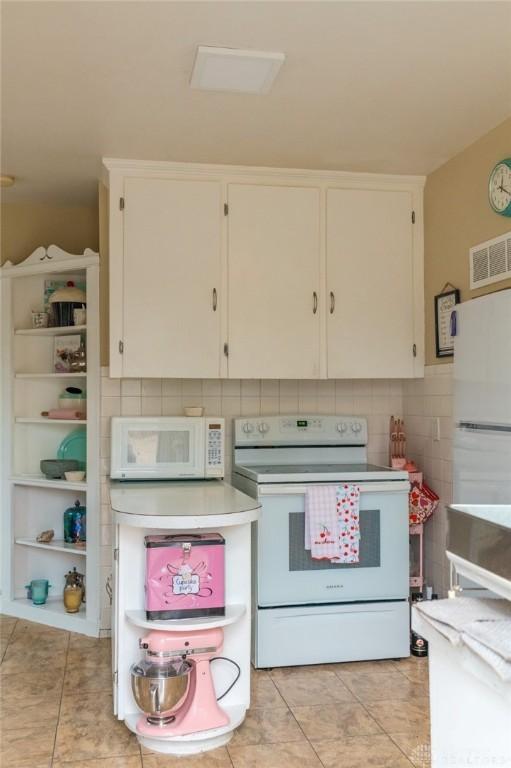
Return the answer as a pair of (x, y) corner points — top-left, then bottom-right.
(29, 579), (51, 605)
(63, 585), (83, 613)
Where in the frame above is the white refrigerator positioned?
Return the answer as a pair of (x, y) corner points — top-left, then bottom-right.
(453, 288), (511, 504)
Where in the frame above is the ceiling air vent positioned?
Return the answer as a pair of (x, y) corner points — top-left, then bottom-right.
(469, 231), (511, 289)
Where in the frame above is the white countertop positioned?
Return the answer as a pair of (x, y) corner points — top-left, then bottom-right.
(110, 479), (260, 529)
(449, 504), (511, 530)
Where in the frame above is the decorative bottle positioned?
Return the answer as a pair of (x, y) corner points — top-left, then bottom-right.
(72, 501), (86, 544)
(63, 499), (86, 543)
(63, 501), (77, 543)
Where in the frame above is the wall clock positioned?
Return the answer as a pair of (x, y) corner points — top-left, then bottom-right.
(488, 158), (511, 217)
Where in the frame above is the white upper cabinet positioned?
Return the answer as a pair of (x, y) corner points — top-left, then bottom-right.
(105, 160), (424, 379)
(118, 177), (222, 378)
(227, 184), (321, 379)
(326, 188), (419, 378)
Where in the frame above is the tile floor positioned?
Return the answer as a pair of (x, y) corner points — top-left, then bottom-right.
(0, 615), (431, 768)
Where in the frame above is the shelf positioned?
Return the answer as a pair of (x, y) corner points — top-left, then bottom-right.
(124, 704), (245, 745)
(15, 538), (87, 555)
(15, 372), (87, 379)
(12, 597), (87, 618)
(15, 325), (87, 337)
(15, 417), (87, 425)
(1, 597), (99, 636)
(125, 604), (246, 632)
(11, 475), (87, 491)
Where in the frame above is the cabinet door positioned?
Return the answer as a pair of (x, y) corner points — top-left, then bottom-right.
(326, 188), (415, 378)
(122, 177), (222, 378)
(227, 184), (320, 379)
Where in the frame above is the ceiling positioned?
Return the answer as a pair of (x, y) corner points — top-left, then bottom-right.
(2, 1), (510, 205)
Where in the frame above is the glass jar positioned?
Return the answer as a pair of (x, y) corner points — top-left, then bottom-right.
(64, 499), (86, 543)
(72, 504), (86, 543)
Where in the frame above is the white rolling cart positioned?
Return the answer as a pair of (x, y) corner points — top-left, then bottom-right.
(110, 480), (259, 755)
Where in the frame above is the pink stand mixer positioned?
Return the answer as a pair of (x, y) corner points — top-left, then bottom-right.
(131, 627), (239, 737)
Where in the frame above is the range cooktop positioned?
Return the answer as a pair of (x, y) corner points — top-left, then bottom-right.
(234, 462), (408, 484)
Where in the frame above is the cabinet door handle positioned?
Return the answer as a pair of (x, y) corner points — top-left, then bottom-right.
(212, 288), (217, 312)
(312, 291), (318, 314)
(330, 291), (335, 314)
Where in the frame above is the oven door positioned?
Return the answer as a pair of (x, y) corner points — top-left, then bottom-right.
(256, 481), (409, 606)
(110, 417), (205, 479)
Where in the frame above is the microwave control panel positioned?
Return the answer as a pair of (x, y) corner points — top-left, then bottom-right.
(206, 419), (225, 476)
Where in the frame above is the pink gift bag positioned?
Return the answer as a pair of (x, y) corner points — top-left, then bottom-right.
(144, 534), (225, 620)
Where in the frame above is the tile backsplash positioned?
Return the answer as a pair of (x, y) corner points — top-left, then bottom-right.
(99, 367), (455, 631)
(403, 363), (453, 597)
(99, 370), (403, 630)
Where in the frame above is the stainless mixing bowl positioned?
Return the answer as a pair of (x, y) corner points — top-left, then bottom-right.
(131, 657), (192, 724)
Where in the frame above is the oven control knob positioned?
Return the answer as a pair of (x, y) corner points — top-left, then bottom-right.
(242, 422), (254, 434)
(258, 422), (270, 434)
(351, 422), (362, 433)
(336, 422), (348, 433)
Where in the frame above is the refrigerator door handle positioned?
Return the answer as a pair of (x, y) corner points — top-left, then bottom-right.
(458, 422), (511, 433)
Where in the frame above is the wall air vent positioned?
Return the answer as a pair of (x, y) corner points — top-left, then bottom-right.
(469, 231), (511, 289)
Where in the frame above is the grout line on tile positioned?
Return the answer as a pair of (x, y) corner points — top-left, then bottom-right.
(306, 736), (330, 768)
(386, 731), (423, 767)
(224, 744), (236, 768)
(284, 701), (320, 757)
(0, 617), (17, 662)
(331, 672), (387, 736)
(50, 629), (71, 765)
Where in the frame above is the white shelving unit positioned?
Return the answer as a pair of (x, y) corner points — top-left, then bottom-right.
(15, 372), (88, 379)
(15, 538), (87, 556)
(15, 418), (88, 425)
(125, 604), (246, 632)
(123, 706), (247, 756)
(110, 482), (259, 755)
(0, 245), (100, 636)
(11, 475), (87, 491)
(15, 324), (87, 336)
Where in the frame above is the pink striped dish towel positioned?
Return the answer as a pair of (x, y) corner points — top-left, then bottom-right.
(304, 485), (342, 560)
(305, 484), (361, 563)
(305, 485), (339, 560)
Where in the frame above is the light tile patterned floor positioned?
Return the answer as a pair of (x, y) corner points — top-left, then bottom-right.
(0, 615), (431, 767)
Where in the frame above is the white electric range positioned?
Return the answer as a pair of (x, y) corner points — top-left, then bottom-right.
(231, 415), (411, 668)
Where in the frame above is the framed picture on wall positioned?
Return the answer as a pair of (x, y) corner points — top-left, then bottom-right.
(434, 286), (460, 358)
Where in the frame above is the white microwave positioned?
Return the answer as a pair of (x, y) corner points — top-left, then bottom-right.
(110, 417), (225, 480)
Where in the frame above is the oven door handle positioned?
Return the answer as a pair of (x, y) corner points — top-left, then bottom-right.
(258, 481), (410, 496)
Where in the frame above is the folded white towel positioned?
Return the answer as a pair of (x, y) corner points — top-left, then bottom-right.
(415, 598), (511, 681)
(463, 620), (511, 662)
(417, 597), (511, 630)
(461, 634), (511, 682)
